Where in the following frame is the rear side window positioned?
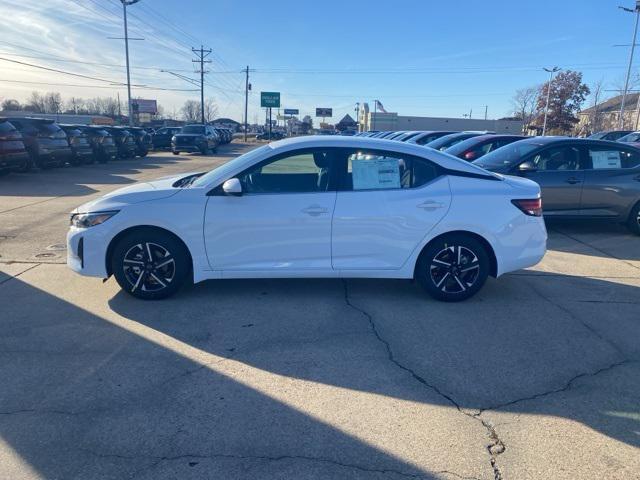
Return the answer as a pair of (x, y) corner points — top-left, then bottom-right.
(531, 146), (581, 171)
(0, 121), (16, 134)
(342, 150), (440, 191)
(586, 146), (640, 169)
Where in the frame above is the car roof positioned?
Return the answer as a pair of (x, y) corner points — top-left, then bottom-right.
(265, 135), (500, 178)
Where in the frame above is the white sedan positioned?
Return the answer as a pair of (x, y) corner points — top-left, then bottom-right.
(67, 136), (547, 302)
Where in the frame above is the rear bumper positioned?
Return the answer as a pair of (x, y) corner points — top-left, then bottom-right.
(496, 216), (547, 276)
(0, 151), (29, 169)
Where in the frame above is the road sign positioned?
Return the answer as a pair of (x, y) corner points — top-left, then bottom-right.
(131, 99), (157, 114)
(284, 108), (299, 115)
(261, 92), (281, 108)
(316, 107), (332, 117)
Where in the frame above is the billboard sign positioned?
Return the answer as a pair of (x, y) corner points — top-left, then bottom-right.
(261, 92), (281, 108)
(132, 99), (157, 114)
(316, 107), (332, 117)
(284, 108), (299, 115)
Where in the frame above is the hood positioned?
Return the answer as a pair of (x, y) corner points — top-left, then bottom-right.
(72, 173), (193, 213)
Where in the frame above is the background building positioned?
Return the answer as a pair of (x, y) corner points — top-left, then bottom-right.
(577, 93), (640, 134)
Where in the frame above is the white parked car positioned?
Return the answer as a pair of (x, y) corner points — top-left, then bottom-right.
(67, 136), (547, 302)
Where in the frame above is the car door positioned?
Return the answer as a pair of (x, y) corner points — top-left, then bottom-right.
(580, 143), (640, 218)
(204, 148), (337, 271)
(332, 148), (451, 270)
(515, 144), (585, 216)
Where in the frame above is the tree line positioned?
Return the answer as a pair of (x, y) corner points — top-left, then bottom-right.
(0, 91), (219, 123)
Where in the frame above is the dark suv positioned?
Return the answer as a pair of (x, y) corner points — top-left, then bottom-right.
(102, 126), (136, 159)
(152, 127), (182, 149)
(128, 127), (152, 157)
(0, 118), (29, 174)
(172, 125), (219, 155)
(59, 125), (95, 165)
(76, 126), (117, 163)
(7, 118), (71, 168)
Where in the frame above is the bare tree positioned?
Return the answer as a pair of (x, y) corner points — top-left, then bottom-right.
(1, 98), (21, 111)
(203, 97), (218, 122)
(25, 91), (46, 113)
(511, 86), (539, 131)
(66, 97), (85, 114)
(43, 92), (63, 114)
(181, 100), (200, 123)
(586, 78), (606, 133)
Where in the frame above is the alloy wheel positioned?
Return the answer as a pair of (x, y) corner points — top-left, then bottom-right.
(122, 242), (175, 293)
(429, 245), (480, 294)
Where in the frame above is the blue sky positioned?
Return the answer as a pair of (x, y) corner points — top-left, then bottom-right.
(0, 0), (636, 123)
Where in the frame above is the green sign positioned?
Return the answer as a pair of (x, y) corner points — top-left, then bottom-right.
(261, 91), (281, 108)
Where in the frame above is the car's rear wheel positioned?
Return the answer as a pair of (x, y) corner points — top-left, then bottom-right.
(172, 151), (179, 155)
(416, 234), (490, 302)
(627, 201), (640, 235)
(111, 229), (190, 300)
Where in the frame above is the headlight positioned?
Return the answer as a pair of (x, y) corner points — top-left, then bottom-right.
(70, 211), (119, 228)
(171, 136), (177, 142)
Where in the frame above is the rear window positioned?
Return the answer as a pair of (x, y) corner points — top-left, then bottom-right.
(182, 126), (204, 134)
(0, 121), (17, 134)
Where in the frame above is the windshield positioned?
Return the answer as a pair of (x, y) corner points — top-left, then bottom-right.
(182, 126), (205, 134)
(427, 133), (478, 151)
(473, 141), (541, 169)
(191, 145), (271, 188)
(618, 132), (640, 142)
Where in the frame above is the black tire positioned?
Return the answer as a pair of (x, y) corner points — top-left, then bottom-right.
(111, 229), (191, 300)
(15, 155), (32, 172)
(172, 150), (180, 155)
(416, 234), (490, 302)
(200, 144), (210, 155)
(627, 201), (640, 235)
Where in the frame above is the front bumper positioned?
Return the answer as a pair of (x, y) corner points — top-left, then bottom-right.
(67, 226), (109, 278)
(172, 143), (201, 152)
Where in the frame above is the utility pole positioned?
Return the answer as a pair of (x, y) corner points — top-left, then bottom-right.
(244, 66), (251, 141)
(355, 102), (360, 132)
(119, 0), (141, 127)
(542, 67), (561, 136)
(192, 45), (212, 124)
(483, 105), (488, 120)
(619, 1), (640, 129)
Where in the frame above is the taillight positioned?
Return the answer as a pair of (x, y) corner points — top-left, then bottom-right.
(511, 198), (542, 217)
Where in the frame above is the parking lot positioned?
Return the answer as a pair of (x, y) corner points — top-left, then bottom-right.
(1, 142), (639, 480)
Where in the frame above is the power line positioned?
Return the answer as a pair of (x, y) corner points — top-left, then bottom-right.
(0, 78), (198, 92)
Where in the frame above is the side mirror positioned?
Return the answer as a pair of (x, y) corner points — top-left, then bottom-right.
(222, 178), (242, 196)
(518, 160), (537, 172)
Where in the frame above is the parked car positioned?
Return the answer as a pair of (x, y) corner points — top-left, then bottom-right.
(128, 127), (152, 157)
(79, 126), (118, 163)
(152, 127), (182, 150)
(256, 131), (285, 141)
(394, 131), (423, 142)
(0, 118), (29, 174)
(102, 126), (136, 159)
(473, 137), (640, 234)
(7, 117), (71, 169)
(425, 132), (485, 151)
(406, 131), (457, 146)
(59, 125), (95, 165)
(588, 130), (633, 141)
(172, 124), (219, 154)
(67, 136), (546, 302)
(214, 127), (231, 144)
(616, 131), (640, 145)
(384, 131), (409, 140)
(444, 134), (527, 161)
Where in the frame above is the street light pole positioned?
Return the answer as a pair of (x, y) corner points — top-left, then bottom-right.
(121, 0), (140, 127)
(355, 102), (360, 132)
(619, 1), (640, 129)
(542, 67), (560, 136)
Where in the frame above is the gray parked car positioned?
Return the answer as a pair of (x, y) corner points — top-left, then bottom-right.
(473, 137), (640, 234)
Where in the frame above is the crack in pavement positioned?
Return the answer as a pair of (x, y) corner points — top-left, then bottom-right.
(80, 448), (455, 480)
(341, 280), (502, 480)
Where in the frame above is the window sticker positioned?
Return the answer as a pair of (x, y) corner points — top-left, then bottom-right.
(352, 158), (401, 190)
(590, 150), (621, 169)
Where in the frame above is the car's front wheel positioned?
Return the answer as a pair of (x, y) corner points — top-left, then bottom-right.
(416, 234), (490, 302)
(111, 229), (190, 300)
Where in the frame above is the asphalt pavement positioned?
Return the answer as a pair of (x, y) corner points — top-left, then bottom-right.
(1, 143), (638, 480)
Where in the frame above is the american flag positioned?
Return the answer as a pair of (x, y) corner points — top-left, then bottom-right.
(375, 100), (387, 113)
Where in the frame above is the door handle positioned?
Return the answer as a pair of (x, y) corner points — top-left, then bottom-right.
(565, 177), (582, 184)
(301, 205), (328, 216)
(417, 200), (445, 210)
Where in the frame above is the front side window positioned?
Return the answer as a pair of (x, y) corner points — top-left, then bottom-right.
(530, 146), (581, 171)
(586, 146), (640, 169)
(238, 149), (333, 194)
(343, 150), (439, 191)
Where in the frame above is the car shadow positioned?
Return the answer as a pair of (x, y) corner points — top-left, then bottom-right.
(107, 271), (640, 453)
(545, 219), (640, 262)
(0, 275), (454, 480)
